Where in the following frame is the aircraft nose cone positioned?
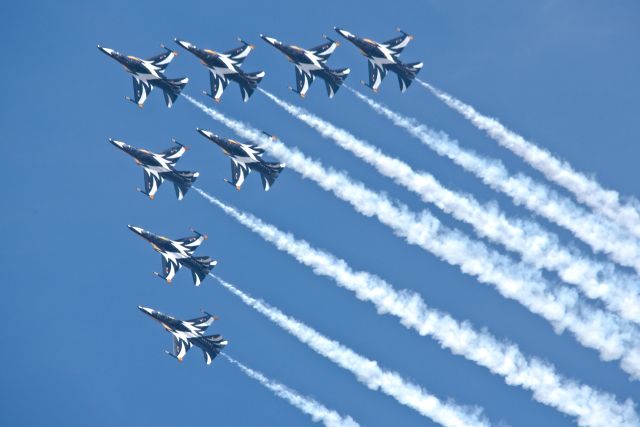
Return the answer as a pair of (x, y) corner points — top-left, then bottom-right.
(260, 35), (277, 45)
(175, 39), (191, 49)
(334, 28), (351, 39)
(196, 128), (214, 139)
(128, 225), (145, 236)
(108, 138), (125, 149)
(98, 45), (114, 56)
(138, 306), (154, 316)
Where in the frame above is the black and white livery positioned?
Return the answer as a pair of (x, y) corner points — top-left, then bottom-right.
(97, 44), (188, 108)
(260, 34), (350, 98)
(175, 38), (265, 103)
(334, 28), (422, 93)
(128, 225), (217, 286)
(197, 128), (285, 191)
(138, 306), (228, 364)
(109, 138), (198, 200)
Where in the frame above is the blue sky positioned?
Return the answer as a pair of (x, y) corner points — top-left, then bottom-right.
(1, 1), (639, 426)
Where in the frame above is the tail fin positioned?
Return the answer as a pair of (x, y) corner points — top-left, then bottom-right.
(163, 77), (189, 107)
(323, 67), (350, 98)
(173, 171), (199, 200)
(238, 71), (265, 102)
(191, 256), (217, 286)
(396, 62), (422, 93)
(260, 162), (285, 191)
(200, 334), (228, 364)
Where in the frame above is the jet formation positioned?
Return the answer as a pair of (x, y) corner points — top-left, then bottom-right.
(335, 27), (423, 92)
(260, 34), (350, 98)
(197, 128), (285, 191)
(98, 45), (188, 108)
(175, 38), (265, 103)
(109, 138), (198, 200)
(128, 225), (217, 286)
(103, 27), (422, 366)
(139, 306), (228, 364)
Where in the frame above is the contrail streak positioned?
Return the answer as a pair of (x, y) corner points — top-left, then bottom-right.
(196, 188), (640, 427)
(259, 89), (640, 325)
(212, 274), (491, 427)
(345, 87), (640, 274)
(221, 353), (359, 427)
(183, 94), (640, 379)
(418, 79), (640, 241)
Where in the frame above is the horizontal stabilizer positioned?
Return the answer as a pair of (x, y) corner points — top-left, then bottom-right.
(173, 171), (199, 200)
(238, 71), (265, 102)
(190, 256), (218, 286)
(395, 62), (422, 93)
(260, 162), (285, 191)
(163, 77), (189, 107)
(200, 334), (228, 365)
(324, 67), (350, 98)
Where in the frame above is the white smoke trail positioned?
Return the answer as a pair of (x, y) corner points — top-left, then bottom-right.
(212, 275), (491, 427)
(221, 353), (359, 427)
(196, 188), (640, 427)
(259, 89), (640, 325)
(183, 94), (640, 378)
(418, 79), (640, 241)
(345, 87), (640, 274)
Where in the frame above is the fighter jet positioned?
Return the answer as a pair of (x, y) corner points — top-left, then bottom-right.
(334, 28), (423, 93)
(260, 34), (350, 98)
(197, 128), (285, 191)
(138, 306), (228, 364)
(128, 225), (217, 286)
(109, 138), (198, 200)
(97, 44), (188, 108)
(175, 38), (265, 103)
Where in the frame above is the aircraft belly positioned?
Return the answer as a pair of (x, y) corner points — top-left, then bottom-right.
(298, 62), (320, 74)
(233, 156), (257, 165)
(211, 66), (235, 76)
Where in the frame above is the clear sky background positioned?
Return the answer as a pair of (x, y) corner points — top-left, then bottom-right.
(1, 1), (639, 426)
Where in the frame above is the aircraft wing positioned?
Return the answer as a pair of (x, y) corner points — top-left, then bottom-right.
(143, 168), (164, 199)
(294, 66), (314, 97)
(228, 158), (250, 189)
(382, 33), (413, 57)
(209, 71), (228, 101)
(309, 39), (339, 63)
(147, 49), (177, 72)
(172, 335), (192, 361)
(131, 77), (153, 107)
(161, 254), (181, 283)
(160, 143), (187, 166)
(367, 60), (387, 92)
(185, 314), (217, 334)
(245, 143), (265, 155)
(224, 42), (254, 65)
(175, 233), (206, 254)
